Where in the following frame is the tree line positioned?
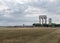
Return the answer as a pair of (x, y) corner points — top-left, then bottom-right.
(33, 23), (60, 27)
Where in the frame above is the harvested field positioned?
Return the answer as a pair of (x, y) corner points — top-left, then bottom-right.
(0, 27), (60, 43)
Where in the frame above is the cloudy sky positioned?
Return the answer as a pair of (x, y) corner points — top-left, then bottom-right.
(0, 0), (60, 26)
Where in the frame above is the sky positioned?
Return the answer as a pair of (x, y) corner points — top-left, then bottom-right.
(0, 0), (60, 26)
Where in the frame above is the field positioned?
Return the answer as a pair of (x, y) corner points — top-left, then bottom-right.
(0, 27), (60, 43)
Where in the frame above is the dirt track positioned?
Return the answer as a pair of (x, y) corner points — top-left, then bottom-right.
(41, 28), (60, 43)
(51, 29), (60, 43)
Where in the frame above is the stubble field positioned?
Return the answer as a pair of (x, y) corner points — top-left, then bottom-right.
(0, 27), (60, 43)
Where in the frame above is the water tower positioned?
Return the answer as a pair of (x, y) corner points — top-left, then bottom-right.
(49, 18), (52, 25)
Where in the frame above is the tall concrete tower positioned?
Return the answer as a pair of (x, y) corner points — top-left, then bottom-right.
(49, 18), (52, 25)
(39, 15), (47, 24)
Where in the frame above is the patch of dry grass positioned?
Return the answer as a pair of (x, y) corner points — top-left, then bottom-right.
(0, 27), (59, 43)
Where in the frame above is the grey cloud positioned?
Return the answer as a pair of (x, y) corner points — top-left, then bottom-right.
(0, 0), (29, 26)
(26, 0), (60, 15)
(0, 0), (60, 26)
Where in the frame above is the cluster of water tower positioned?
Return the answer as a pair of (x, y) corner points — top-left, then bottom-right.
(39, 15), (52, 25)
